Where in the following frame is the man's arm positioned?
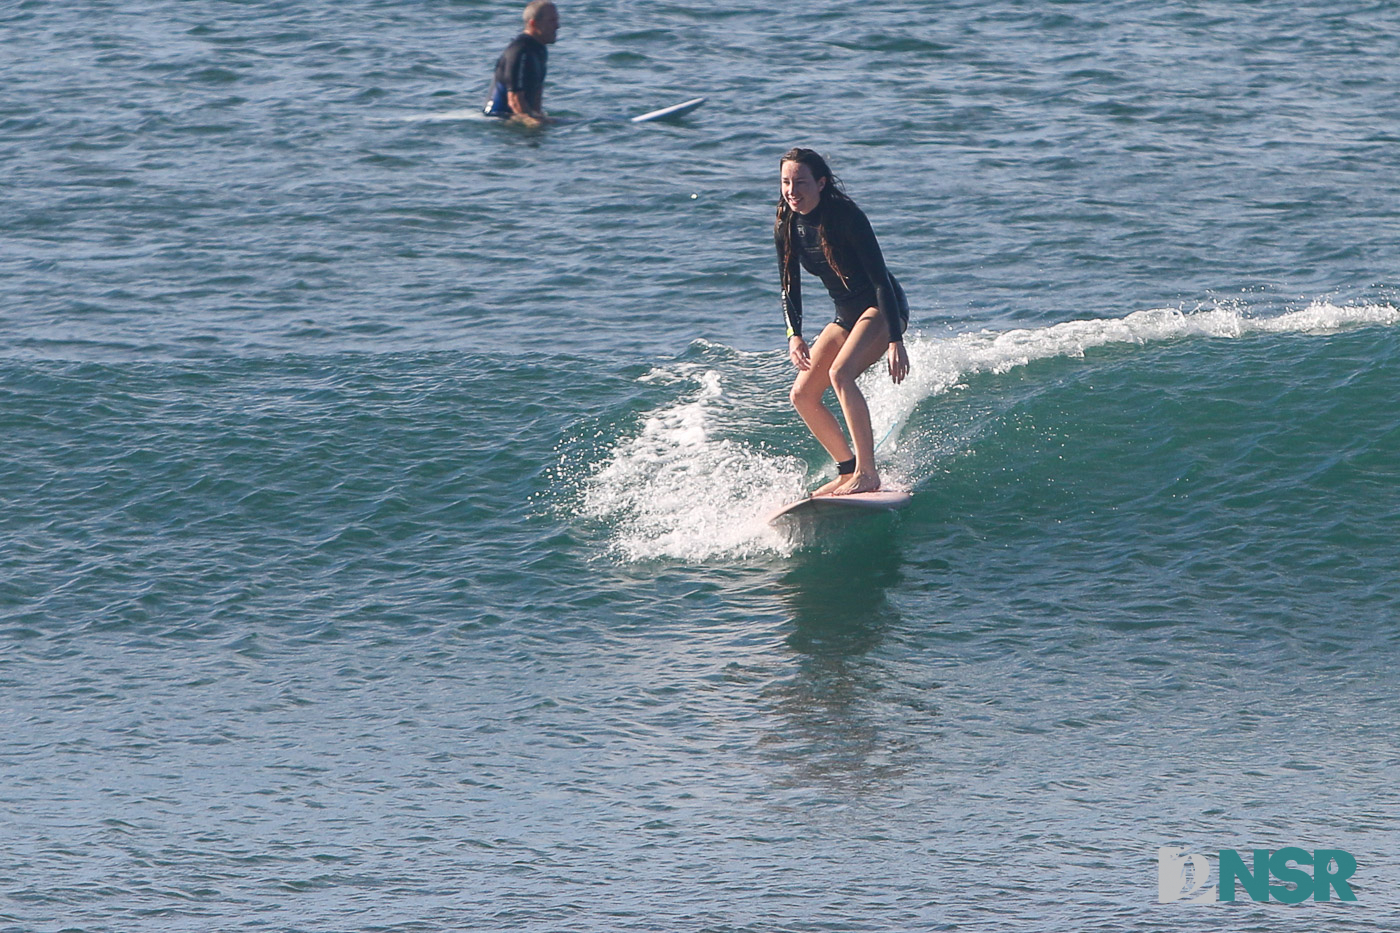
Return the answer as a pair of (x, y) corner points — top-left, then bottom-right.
(506, 90), (545, 125)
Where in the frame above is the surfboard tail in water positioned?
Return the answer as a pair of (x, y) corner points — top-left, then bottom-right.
(630, 97), (706, 123)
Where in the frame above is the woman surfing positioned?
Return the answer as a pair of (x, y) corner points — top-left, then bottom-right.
(776, 147), (911, 496)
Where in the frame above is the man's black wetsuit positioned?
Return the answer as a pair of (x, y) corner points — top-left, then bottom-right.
(777, 203), (908, 344)
(484, 33), (548, 117)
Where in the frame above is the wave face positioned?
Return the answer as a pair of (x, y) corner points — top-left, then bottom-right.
(579, 303), (1400, 563)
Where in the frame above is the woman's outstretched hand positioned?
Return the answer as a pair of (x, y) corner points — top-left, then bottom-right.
(789, 335), (811, 372)
(888, 341), (909, 384)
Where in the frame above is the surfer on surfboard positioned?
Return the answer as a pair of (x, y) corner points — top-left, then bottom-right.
(483, 1), (560, 127)
(776, 148), (911, 496)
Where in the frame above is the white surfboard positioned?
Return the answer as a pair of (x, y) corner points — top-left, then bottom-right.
(631, 97), (706, 123)
(401, 108), (493, 123)
(767, 490), (912, 527)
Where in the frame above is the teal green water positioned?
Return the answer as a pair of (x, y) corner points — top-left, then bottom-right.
(4, 1), (1399, 930)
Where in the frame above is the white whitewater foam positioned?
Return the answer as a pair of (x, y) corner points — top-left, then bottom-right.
(580, 368), (808, 561)
(587, 302), (1398, 561)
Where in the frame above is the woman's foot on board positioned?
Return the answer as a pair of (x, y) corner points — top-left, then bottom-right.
(810, 455), (857, 497)
(833, 470), (881, 495)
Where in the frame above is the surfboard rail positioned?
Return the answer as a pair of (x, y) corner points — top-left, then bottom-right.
(766, 489), (912, 526)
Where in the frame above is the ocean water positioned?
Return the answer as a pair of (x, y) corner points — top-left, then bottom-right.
(3, 1), (1399, 930)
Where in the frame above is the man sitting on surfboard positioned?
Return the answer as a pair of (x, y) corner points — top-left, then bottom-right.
(776, 148), (911, 496)
(483, 1), (559, 127)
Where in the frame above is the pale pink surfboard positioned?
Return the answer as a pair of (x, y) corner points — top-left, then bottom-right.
(766, 490), (912, 526)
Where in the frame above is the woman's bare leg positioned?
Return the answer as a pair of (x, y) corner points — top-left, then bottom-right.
(828, 308), (891, 494)
(790, 322), (854, 494)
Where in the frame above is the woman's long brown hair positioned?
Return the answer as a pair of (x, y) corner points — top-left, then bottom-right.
(775, 147), (858, 290)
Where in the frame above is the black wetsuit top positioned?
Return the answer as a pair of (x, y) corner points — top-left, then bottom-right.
(777, 202), (907, 343)
(484, 33), (547, 117)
